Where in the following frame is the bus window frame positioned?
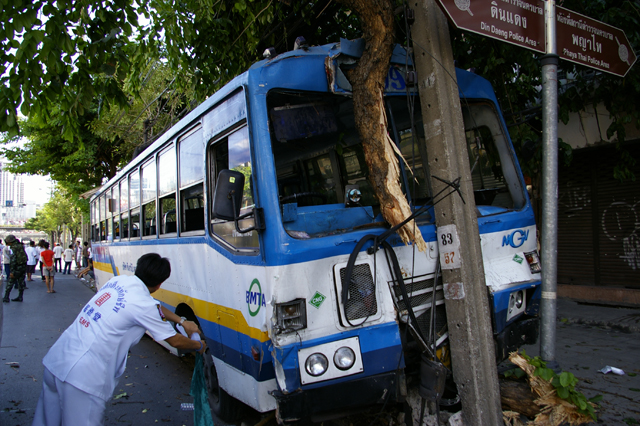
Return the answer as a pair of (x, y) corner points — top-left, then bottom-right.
(178, 124), (205, 236)
(158, 144), (178, 237)
(207, 122), (260, 255)
(141, 158), (158, 239)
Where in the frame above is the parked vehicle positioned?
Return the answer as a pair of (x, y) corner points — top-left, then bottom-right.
(90, 39), (541, 423)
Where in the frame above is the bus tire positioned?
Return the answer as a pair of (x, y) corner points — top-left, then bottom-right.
(201, 349), (241, 422)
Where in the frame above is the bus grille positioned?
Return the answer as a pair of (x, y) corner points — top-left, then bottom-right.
(389, 275), (445, 323)
(338, 264), (378, 321)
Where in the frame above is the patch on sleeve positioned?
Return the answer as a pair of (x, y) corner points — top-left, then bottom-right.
(156, 304), (166, 321)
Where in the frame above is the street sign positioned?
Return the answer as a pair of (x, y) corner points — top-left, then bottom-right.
(436, 0), (637, 77)
(436, 0), (545, 53)
(556, 6), (637, 77)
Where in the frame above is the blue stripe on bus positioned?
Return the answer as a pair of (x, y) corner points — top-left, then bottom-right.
(274, 322), (404, 391)
(97, 207), (535, 270)
(158, 300), (276, 382)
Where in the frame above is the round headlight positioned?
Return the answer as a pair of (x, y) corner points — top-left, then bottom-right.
(305, 353), (328, 377)
(333, 347), (356, 371)
(515, 290), (524, 309)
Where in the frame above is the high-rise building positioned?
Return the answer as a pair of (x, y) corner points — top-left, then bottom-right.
(0, 162), (24, 207)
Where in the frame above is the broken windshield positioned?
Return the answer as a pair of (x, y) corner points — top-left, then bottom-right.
(268, 91), (523, 239)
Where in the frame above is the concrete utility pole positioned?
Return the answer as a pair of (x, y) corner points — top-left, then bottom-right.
(412, 0), (504, 424)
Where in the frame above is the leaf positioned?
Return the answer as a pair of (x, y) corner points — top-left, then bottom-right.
(589, 394), (603, 403)
(556, 386), (569, 399)
(113, 392), (128, 399)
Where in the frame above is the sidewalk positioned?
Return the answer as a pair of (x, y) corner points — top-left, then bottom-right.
(517, 298), (640, 425)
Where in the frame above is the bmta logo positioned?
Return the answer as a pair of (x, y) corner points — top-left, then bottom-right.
(246, 279), (266, 317)
(502, 229), (530, 248)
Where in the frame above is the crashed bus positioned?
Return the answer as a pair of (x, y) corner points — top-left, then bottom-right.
(89, 39), (541, 423)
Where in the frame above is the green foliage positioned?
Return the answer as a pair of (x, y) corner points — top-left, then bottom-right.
(24, 186), (85, 241)
(519, 351), (601, 421)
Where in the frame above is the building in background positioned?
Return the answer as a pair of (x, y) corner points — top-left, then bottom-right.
(0, 162), (38, 225)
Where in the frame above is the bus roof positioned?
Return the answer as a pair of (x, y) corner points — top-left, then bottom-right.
(92, 40), (499, 200)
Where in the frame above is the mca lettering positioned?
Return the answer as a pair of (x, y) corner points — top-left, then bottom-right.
(79, 317), (90, 328)
(92, 312), (102, 322)
(502, 229), (530, 248)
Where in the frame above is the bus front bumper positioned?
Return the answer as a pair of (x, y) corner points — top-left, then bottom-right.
(495, 316), (539, 362)
(271, 371), (401, 423)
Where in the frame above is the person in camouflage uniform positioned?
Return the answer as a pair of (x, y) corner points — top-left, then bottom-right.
(2, 235), (28, 303)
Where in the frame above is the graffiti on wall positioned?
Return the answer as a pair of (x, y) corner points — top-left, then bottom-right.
(602, 201), (640, 270)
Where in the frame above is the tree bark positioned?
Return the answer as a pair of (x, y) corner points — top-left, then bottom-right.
(337, 0), (427, 252)
(500, 378), (540, 418)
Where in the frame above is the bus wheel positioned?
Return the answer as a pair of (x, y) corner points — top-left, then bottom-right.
(201, 349), (241, 422)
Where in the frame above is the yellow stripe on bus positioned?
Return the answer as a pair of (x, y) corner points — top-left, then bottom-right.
(93, 261), (114, 273)
(92, 265), (270, 343)
(154, 288), (270, 343)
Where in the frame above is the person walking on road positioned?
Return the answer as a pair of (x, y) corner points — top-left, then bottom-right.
(40, 242), (56, 294)
(2, 235), (28, 303)
(63, 244), (74, 275)
(1, 238), (10, 280)
(53, 243), (63, 272)
(31, 253), (206, 426)
(26, 241), (40, 282)
(37, 240), (46, 282)
(81, 241), (90, 268)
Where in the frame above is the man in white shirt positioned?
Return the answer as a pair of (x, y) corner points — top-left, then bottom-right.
(25, 241), (40, 282)
(32, 253), (205, 426)
(52, 243), (64, 272)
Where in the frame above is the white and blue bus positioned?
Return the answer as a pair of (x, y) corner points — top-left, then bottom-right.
(90, 39), (541, 423)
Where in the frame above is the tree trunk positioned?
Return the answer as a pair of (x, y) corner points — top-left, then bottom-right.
(500, 378), (540, 418)
(337, 0), (427, 251)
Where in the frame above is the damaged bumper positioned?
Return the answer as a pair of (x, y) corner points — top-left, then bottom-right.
(271, 371), (401, 423)
(494, 316), (539, 362)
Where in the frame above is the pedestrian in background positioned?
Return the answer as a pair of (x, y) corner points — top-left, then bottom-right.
(26, 241), (39, 282)
(2, 239), (12, 281)
(53, 243), (63, 272)
(40, 242), (56, 294)
(81, 241), (89, 268)
(31, 253), (205, 426)
(63, 244), (74, 275)
(37, 240), (46, 282)
(75, 241), (82, 270)
(0, 239), (6, 280)
(2, 235), (28, 303)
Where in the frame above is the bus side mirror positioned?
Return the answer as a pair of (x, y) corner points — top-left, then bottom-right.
(212, 169), (245, 221)
(212, 169), (265, 233)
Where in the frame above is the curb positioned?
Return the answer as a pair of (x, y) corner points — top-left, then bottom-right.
(557, 316), (640, 334)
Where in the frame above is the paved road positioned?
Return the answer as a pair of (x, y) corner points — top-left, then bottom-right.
(2, 270), (639, 426)
(0, 271), (197, 426)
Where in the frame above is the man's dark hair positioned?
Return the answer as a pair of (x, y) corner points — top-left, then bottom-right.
(135, 253), (171, 288)
(69, 244), (73, 249)
(84, 241), (88, 246)
(30, 241), (35, 246)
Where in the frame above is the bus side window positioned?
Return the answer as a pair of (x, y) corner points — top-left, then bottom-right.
(179, 126), (205, 234)
(181, 184), (204, 232)
(209, 126), (259, 251)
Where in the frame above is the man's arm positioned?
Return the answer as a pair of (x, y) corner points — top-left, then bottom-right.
(165, 333), (207, 353)
(160, 306), (200, 336)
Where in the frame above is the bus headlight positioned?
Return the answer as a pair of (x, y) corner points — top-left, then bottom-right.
(305, 353), (328, 376)
(333, 346), (356, 370)
(274, 298), (307, 335)
(507, 289), (526, 321)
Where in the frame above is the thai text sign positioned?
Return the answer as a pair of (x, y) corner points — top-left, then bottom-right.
(556, 6), (636, 77)
(437, 0), (636, 77)
(437, 0), (545, 53)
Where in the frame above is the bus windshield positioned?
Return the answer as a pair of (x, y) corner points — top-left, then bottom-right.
(268, 91), (524, 239)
